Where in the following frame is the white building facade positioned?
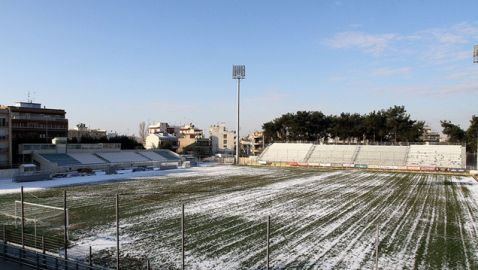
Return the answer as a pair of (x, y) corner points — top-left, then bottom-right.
(209, 124), (236, 155)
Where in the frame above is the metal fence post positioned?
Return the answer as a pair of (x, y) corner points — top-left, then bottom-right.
(89, 246), (92, 267)
(34, 219), (37, 248)
(2, 225), (6, 259)
(375, 225), (379, 270)
(147, 259), (151, 270)
(116, 193), (120, 270)
(21, 186), (24, 249)
(63, 190), (68, 261)
(181, 203), (185, 270)
(42, 236), (45, 267)
(266, 216), (270, 270)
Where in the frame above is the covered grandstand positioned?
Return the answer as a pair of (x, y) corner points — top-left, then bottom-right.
(19, 143), (183, 173)
(259, 143), (467, 171)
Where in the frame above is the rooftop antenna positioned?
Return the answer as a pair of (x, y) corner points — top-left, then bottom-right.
(27, 92), (32, 103)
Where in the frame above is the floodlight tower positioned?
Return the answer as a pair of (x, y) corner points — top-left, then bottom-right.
(233, 65), (245, 165)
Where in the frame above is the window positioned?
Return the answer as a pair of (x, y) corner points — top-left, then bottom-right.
(0, 118), (5, 126)
(223, 139), (227, 144)
(223, 134), (227, 139)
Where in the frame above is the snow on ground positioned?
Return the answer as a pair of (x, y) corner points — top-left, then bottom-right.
(0, 163), (271, 195)
(62, 169), (478, 269)
(2, 165), (478, 269)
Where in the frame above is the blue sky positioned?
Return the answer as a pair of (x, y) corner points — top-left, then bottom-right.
(1, 0), (477, 136)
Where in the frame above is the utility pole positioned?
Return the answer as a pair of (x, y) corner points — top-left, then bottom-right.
(232, 65), (245, 165)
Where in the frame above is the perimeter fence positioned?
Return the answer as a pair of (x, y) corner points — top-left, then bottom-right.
(2, 184), (478, 270)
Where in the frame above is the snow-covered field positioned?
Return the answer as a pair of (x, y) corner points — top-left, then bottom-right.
(1, 165), (478, 269)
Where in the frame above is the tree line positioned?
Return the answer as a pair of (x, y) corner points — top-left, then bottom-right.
(262, 106), (478, 152)
(262, 106), (424, 144)
(441, 116), (478, 152)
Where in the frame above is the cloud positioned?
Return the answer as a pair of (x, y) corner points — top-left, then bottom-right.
(323, 31), (398, 55)
(372, 67), (412, 76)
(427, 22), (478, 44)
(377, 82), (478, 97)
(323, 22), (478, 60)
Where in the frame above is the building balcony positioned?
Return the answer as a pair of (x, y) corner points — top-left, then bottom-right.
(12, 126), (67, 131)
(11, 115), (67, 121)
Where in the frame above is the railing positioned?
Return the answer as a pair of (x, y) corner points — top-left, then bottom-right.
(1, 226), (109, 270)
(20, 144), (57, 152)
(11, 115), (66, 121)
(1, 241), (108, 270)
(269, 141), (466, 146)
(67, 144), (121, 150)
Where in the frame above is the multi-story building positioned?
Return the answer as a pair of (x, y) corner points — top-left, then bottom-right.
(9, 101), (68, 165)
(421, 125), (440, 143)
(177, 123), (212, 156)
(241, 131), (265, 156)
(0, 106), (12, 168)
(178, 123), (202, 152)
(68, 123), (107, 142)
(145, 132), (178, 150)
(148, 122), (180, 136)
(209, 124), (236, 155)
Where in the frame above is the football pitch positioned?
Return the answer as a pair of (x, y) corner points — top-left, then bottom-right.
(0, 165), (477, 269)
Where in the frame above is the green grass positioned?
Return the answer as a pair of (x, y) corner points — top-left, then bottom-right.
(0, 166), (477, 269)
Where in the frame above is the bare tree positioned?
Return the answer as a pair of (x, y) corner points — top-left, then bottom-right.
(139, 121), (148, 145)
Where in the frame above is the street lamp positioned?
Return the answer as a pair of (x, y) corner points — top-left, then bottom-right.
(232, 65), (245, 165)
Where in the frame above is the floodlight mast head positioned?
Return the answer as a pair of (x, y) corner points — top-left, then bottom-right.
(232, 65), (246, 79)
(232, 65), (245, 165)
(474, 45), (478, 63)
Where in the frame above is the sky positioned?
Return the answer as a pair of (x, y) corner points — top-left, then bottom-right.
(0, 0), (477, 137)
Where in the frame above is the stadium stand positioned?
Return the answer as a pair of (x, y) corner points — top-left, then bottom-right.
(137, 151), (169, 162)
(154, 149), (181, 161)
(354, 145), (409, 166)
(67, 153), (107, 164)
(307, 145), (358, 164)
(39, 154), (82, 166)
(259, 143), (467, 170)
(406, 145), (465, 168)
(96, 152), (151, 163)
(259, 143), (313, 162)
